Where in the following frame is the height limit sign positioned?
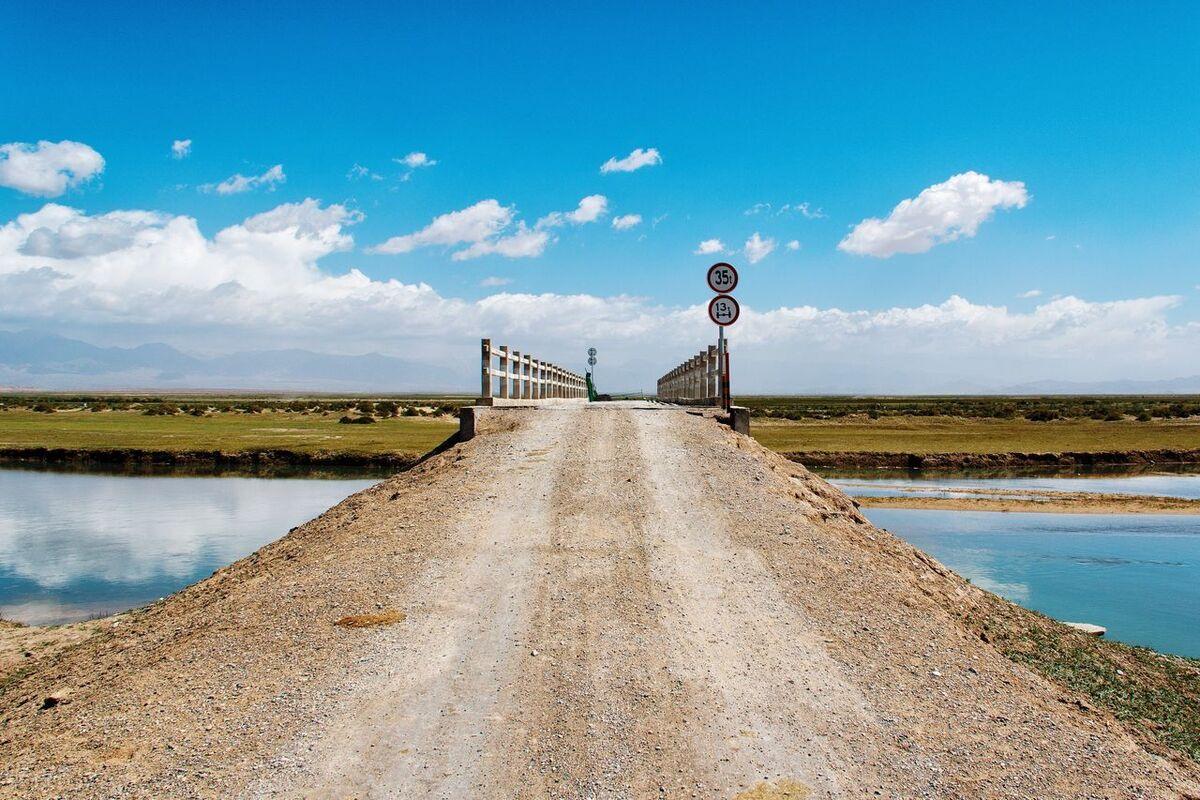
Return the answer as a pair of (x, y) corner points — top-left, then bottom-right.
(706, 262), (739, 326)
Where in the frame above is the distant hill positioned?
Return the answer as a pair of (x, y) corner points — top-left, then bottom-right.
(1002, 377), (1200, 395)
(0, 330), (465, 392)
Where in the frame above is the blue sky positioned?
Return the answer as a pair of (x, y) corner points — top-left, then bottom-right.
(1, 2), (1198, 391)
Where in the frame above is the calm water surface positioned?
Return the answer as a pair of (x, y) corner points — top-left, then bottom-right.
(0, 467), (377, 624)
(865, 508), (1200, 658)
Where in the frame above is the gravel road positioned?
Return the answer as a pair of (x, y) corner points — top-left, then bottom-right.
(2, 402), (1197, 798)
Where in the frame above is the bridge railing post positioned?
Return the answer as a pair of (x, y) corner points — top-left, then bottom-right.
(481, 338), (493, 399)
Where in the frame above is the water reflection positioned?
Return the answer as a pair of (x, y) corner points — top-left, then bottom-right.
(0, 468), (377, 624)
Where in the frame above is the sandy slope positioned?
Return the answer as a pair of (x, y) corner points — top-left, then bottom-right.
(1, 402), (1197, 799)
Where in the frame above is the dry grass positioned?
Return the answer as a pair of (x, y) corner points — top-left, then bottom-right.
(333, 610), (407, 628)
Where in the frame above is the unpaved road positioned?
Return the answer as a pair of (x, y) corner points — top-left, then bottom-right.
(2, 402), (1198, 799)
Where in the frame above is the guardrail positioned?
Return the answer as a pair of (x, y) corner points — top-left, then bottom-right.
(656, 344), (720, 405)
(478, 338), (587, 403)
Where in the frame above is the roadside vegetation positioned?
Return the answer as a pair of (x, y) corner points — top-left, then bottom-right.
(737, 396), (1200, 455)
(967, 593), (1200, 762)
(737, 395), (1200, 422)
(0, 394), (465, 456)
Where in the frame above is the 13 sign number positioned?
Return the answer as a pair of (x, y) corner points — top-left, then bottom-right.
(706, 262), (738, 294)
(708, 294), (740, 326)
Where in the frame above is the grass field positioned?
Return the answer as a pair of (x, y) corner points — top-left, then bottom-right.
(0, 409), (457, 455)
(750, 416), (1200, 454)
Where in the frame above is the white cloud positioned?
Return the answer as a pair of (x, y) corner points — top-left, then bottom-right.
(0, 201), (1195, 392)
(0, 140), (105, 197)
(171, 139), (192, 159)
(397, 152), (437, 169)
(452, 224), (550, 261)
(694, 238), (726, 255)
(745, 201), (825, 219)
(537, 194), (609, 228)
(202, 164), (286, 195)
(480, 276), (513, 287)
(785, 202), (825, 219)
(371, 196), (604, 260)
(612, 214), (642, 230)
(786, 240), (801, 251)
(347, 163), (382, 181)
(600, 147), (661, 174)
(1019, 289), (1042, 298)
(839, 171), (1028, 258)
(369, 199), (514, 255)
(744, 232), (776, 264)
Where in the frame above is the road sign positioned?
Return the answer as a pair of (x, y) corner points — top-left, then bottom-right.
(587, 347), (597, 357)
(588, 356), (597, 366)
(706, 262), (738, 294)
(708, 294), (740, 326)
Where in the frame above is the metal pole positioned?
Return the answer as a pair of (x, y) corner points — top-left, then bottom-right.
(717, 325), (725, 409)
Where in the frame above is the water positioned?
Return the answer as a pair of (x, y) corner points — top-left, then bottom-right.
(0, 467), (377, 624)
(865, 508), (1200, 658)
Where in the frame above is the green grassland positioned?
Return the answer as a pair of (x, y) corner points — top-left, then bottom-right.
(750, 416), (1200, 454)
(0, 407), (458, 456)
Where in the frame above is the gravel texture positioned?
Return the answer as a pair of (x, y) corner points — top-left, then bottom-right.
(1, 402), (1197, 798)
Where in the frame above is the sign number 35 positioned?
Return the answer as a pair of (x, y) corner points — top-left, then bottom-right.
(706, 262), (738, 294)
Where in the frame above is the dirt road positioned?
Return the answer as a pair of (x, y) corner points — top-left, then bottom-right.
(2, 402), (1198, 798)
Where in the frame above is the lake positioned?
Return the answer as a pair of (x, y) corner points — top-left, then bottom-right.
(863, 508), (1200, 658)
(0, 466), (377, 625)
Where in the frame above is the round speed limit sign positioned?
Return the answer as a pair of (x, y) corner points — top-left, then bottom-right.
(706, 262), (738, 294)
(708, 294), (740, 326)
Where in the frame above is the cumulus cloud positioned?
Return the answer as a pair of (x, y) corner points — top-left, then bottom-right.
(480, 276), (512, 287)
(0, 201), (1194, 391)
(537, 195), (609, 228)
(0, 140), (105, 197)
(397, 152), (437, 169)
(600, 147), (661, 174)
(369, 199), (514, 255)
(839, 171), (1027, 258)
(452, 224), (550, 261)
(171, 139), (192, 159)
(372, 195), (605, 260)
(612, 214), (642, 230)
(786, 240), (801, 251)
(202, 164), (286, 195)
(744, 232), (776, 264)
(694, 238), (726, 255)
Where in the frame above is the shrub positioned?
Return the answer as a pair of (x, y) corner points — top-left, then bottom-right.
(32, 402), (55, 413)
(402, 406), (419, 417)
(338, 415), (376, 424)
(1025, 409), (1061, 422)
(375, 401), (399, 417)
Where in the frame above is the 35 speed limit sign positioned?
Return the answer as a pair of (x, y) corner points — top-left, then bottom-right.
(708, 294), (740, 326)
(706, 262), (738, 294)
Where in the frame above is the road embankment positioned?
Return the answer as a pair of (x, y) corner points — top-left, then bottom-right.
(1, 403), (1197, 798)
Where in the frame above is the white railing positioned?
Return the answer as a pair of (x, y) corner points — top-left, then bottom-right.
(479, 338), (587, 402)
(656, 344), (720, 404)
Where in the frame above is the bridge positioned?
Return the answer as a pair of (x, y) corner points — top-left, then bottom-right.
(2, 347), (1195, 798)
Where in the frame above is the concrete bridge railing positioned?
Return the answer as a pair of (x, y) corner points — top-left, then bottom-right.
(657, 345), (720, 405)
(478, 338), (587, 404)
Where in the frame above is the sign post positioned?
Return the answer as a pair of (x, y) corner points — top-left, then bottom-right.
(706, 263), (739, 409)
